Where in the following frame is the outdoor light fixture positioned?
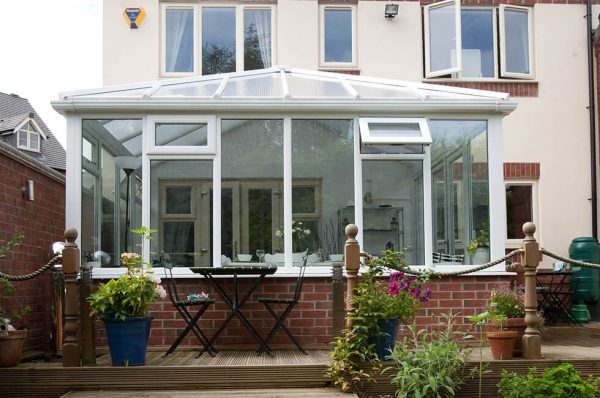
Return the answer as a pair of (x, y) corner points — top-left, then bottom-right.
(115, 156), (142, 251)
(385, 4), (399, 19)
(22, 179), (34, 201)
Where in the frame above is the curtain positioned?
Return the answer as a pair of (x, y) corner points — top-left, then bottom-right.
(250, 9), (271, 69)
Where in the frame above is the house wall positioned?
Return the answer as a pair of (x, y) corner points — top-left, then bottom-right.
(102, 1), (599, 263)
(92, 274), (511, 350)
(0, 151), (65, 353)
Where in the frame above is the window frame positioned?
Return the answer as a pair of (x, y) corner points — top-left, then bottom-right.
(423, 0), (462, 78)
(359, 117), (432, 145)
(505, 179), (538, 248)
(499, 4), (534, 79)
(15, 118), (44, 153)
(319, 5), (358, 69)
(146, 115), (216, 155)
(160, 4), (276, 77)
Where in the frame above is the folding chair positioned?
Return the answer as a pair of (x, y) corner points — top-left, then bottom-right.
(162, 262), (217, 356)
(257, 254), (308, 355)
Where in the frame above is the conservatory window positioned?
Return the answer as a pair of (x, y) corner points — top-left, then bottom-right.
(161, 4), (273, 76)
(146, 115), (216, 155)
(16, 120), (42, 152)
(359, 118), (431, 154)
(321, 6), (356, 66)
(424, 0), (532, 79)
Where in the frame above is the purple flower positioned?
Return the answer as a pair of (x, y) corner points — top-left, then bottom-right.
(388, 282), (400, 296)
(389, 271), (404, 282)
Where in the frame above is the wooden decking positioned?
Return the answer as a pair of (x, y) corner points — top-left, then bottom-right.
(62, 388), (355, 398)
(1, 324), (600, 398)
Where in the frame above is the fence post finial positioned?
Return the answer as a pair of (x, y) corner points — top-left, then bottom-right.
(521, 221), (542, 359)
(344, 224), (360, 329)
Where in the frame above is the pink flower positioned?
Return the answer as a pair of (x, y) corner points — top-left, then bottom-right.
(155, 285), (167, 299)
(388, 282), (400, 296)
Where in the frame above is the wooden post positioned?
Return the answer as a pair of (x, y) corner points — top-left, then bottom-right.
(344, 224), (360, 329)
(331, 262), (346, 336)
(521, 222), (542, 359)
(62, 228), (81, 367)
(79, 261), (96, 365)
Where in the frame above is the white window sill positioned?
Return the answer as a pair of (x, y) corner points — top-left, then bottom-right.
(423, 77), (538, 84)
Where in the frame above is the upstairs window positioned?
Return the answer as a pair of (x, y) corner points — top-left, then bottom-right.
(424, 0), (532, 79)
(321, 6), (356, 67)
(161, 4), (274, 76)
(17, 120), (42, 152)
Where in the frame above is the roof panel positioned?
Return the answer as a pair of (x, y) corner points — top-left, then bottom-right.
(351, 82), (417, 99)
(286, 74), (352, 99)
(222, 74), (283, 98)
(154, 80), (221, 97)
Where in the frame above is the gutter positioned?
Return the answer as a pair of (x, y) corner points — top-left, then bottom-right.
(587, 0), (598, 239)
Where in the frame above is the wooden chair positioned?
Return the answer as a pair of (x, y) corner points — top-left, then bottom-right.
(256, 254), (308, 354)
(162, 262), (217, 356)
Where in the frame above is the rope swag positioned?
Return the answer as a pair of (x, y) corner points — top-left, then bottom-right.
(541, 248), (600, 270)
(0, 255), (61, 281)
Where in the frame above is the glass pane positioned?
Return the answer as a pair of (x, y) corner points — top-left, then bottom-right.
(82, 137), (95, 163)
(462, 9), (494, 78)
(292, 187), (316, 214)
(221, 188), (234, 260)
(165, 8), (194, 73)
(428, 2), (458, 74)
(29, 132), (39, 150)
(506, 184), (532, 239)
(150, 160), (213, 267)
(244, 9), (271, 70)
(222, 120), (283, 261)
(163, 221), (195, 266)
(367, 122), (421, 140)
(155, 123), (208, 147)
(166, 187), (192, 214)
(202, 7), (236, 75)
(101, 148), (116, 262)
(433, 168), (446, 253)
(292, 119), (354, 263)
(361, 144), (424, 155)
(362, 160), (425, 265)
(222, 74), (282, 97)
(81, 169), (97, 265)
(324, 9), (352, 63)
(504, 9), (530, 75)
(18, 130), (27, 146)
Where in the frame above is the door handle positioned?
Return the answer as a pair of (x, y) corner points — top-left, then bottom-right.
(200, 248), (208, 256)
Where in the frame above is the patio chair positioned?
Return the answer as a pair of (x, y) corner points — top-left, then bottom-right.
(162, 261), (217, 356)
(256, 254), (309, 355)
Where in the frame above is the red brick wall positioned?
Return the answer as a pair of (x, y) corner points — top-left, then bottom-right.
(93, 274), (512, 351)
(504, 162), (540, 179)
(0, 154), (65, 353)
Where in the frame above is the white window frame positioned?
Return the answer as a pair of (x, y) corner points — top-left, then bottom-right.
(160, 3), (198, 77)
(499, 4), (534, 79)
(505, 179), (538, 248)
(359, 117), (432, 145)
(424, 0), (462, 78)
(15, 118), (44, 153)
(319, 5), (358, 68)
(146, 115), (216, 155)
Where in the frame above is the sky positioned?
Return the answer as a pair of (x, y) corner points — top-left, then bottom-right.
(0, 0), (102, 148)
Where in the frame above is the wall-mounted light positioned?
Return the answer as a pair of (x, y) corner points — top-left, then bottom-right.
(22, 179), (34, 201)
(385, 4), (399, 19)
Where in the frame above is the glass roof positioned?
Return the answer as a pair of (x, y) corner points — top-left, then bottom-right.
(56, 66), (513, 112)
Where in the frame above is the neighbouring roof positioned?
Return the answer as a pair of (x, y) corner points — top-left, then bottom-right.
(52, 66), (517, 115)
(0, 92), (66, 171)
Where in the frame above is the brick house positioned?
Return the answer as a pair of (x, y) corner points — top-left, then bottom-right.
(0, 92), (66, 353)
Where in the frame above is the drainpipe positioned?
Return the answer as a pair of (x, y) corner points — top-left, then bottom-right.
(586, 0), (598, 239)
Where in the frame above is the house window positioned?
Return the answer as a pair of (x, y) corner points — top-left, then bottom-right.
(161, 4), (274, 76)
(505, 181), (537, 245)
(17, 120), (41, 152)
(321, 6), (356, 66)
(424, 0), (532, 79)
(147, 115), (216, 155)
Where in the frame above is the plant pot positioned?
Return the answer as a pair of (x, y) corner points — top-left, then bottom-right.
(493, 318), (526, 357)
(471, 247), (490, 264)
(369, 318), (399, 360)
(103, 316), (153, 366)
(486, 330), (517, 360)
(0, 329), (27, 367)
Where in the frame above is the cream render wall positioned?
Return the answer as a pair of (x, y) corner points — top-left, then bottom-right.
(101, 0), (598, 259)
(503, 4), (593, 261)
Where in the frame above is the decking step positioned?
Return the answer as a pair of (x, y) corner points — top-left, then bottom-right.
(61, 388), (356, 398)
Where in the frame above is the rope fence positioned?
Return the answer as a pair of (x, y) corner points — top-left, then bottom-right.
(541, 248), (600, 270)
(0, 255), (61, 281)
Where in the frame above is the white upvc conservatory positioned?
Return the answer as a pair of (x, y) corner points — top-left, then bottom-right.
(52, 67), (516, 277)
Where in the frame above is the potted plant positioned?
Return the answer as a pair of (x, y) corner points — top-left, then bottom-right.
(505, 261), (525, 287)
(327, 250), (432, 392)
(88, 227), (167, 366)
(470, 309), (517, 361)
(275, 220), (312, 253)
(489, 284), (526, 357)
(467, 223), (489, 264)
(0, 233), (29, 367)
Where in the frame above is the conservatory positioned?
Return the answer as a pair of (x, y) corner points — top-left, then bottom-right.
(52, 66), (516, 276)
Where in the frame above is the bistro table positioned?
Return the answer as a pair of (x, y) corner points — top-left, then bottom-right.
(536, 270), (578, 325)
(191, 263), (278, 355)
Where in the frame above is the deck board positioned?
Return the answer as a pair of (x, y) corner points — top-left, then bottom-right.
(62, 388), (357, 398)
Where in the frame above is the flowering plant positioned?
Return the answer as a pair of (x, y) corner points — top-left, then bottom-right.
(505, 262), (525, 273)
(488, 284), (525, 319)
(89, 227), (167, 320)
(275, 220), (312, 251)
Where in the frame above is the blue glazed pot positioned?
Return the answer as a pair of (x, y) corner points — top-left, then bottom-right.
(372, 318), (400, 360)
(103, 316), (153, 366)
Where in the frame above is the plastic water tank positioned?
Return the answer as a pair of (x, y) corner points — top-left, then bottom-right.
(569, 237), (600, 303)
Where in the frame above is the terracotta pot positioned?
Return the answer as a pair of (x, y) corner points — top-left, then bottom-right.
(0, 329), (27, 367)
(492, 318), (526, 357)
(486, 330), (517, 360)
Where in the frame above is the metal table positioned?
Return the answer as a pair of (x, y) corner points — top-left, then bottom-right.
(191, 264), (278, 355)
(536, 271), (578, 325)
